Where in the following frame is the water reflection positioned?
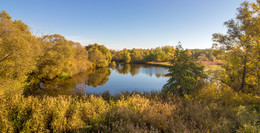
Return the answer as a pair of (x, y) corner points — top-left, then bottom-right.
(24, 64), (169, 96)
(86, 68), (111, 87)
(115, 64), (167, 77)
(24, 77), (86, 96)
(116, 64), (131, 75)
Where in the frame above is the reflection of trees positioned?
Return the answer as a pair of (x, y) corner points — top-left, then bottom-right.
(23, 68), (111, 96)
(86, 67), (111, 88)
(156, 73), (164, 78)
(115, 64), (168, 77)
(23, 77), (87, 96)
(141, 65), (168, 77)
(110, 65), (116, 70)
(116, 64), (131, 74)
(115, 64), (142, 76)
(129, 65), (141, 76)
(23, 64), (168, 96)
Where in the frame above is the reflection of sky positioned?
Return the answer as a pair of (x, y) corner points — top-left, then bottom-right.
(84, 67), (169, 95)
(139, 67), (168, 76)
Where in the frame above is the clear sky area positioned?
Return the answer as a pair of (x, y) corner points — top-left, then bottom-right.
(0, 0), (256, 50)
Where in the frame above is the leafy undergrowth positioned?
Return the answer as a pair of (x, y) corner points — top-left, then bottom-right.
(0, 86), (259, 132)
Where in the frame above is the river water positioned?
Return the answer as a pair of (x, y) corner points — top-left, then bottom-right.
(25, 64), (169, 96)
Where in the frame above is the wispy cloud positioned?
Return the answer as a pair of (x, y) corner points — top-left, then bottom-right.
(65, 35), (117, 49)
(65, 35), (93, 46)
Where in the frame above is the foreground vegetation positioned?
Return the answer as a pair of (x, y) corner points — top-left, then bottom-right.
(0, 87), (259, 132)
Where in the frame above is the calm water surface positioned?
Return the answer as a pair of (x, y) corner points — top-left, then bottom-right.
(25, 64), (169, 96)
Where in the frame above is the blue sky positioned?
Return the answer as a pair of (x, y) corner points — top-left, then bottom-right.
(0, 0), (255, 49)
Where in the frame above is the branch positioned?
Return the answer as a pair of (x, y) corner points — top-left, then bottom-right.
(0, 52), (11, 63)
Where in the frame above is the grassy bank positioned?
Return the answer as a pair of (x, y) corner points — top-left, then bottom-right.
(146, 61), (171, 67)
(146, 60), (221, 68)
(0, 86), (259, 132)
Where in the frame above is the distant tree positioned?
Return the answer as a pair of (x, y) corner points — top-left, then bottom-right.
(122, 49), (131, 63)
(163, 45), (206, 96)
(86, 43), (111, 67)
(198, 53), (208, 61)
(130, 48), (143, 63)
(111, 45), (176, 63)
(162, 45), (175, 61)
(69, 41), (90, 73)
(154, 47), (166, 61)
(88, 48), (107, 67)
(110, 61), (116, 67)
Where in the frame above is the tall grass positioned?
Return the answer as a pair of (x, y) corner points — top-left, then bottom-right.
(0, 85), (259, 132)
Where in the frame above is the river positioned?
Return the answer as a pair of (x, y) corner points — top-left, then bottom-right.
(24, 64), (169, 96)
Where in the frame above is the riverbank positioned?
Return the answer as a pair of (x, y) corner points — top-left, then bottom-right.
(114, 61), (170, 68)
(146, 61), (171, 67)
(135, 60), (222, 68)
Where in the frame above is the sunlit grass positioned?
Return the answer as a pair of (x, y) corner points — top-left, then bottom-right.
(0, 87), (259, 132)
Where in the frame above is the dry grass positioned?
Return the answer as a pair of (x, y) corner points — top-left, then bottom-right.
(147, 60), (222, 67)
(0, 85), (259, 132)
(147, 61), (171, 67)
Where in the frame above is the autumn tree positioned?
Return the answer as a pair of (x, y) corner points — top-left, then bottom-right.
(28, 34), (90, 84)
(122, 49), (131, 63)
(212, 1), (260, 92)
(162, 45), (175, 61)
(69, 41), (90, 73)
(0, 10), (41, 93)
(130, 48), (143, 63)
(86, 43), (111, 68)
(111, 45), (175, 63)
(29, 34), (75, 82)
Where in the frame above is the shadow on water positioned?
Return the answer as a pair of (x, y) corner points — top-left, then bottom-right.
(24, 64), (168, 96)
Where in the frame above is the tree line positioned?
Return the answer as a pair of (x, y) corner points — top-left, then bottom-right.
(111, 46), (221, 64)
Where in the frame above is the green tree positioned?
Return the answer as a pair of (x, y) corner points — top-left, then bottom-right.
(163, 45), (206, 95)
(154, 47), (166, 61)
